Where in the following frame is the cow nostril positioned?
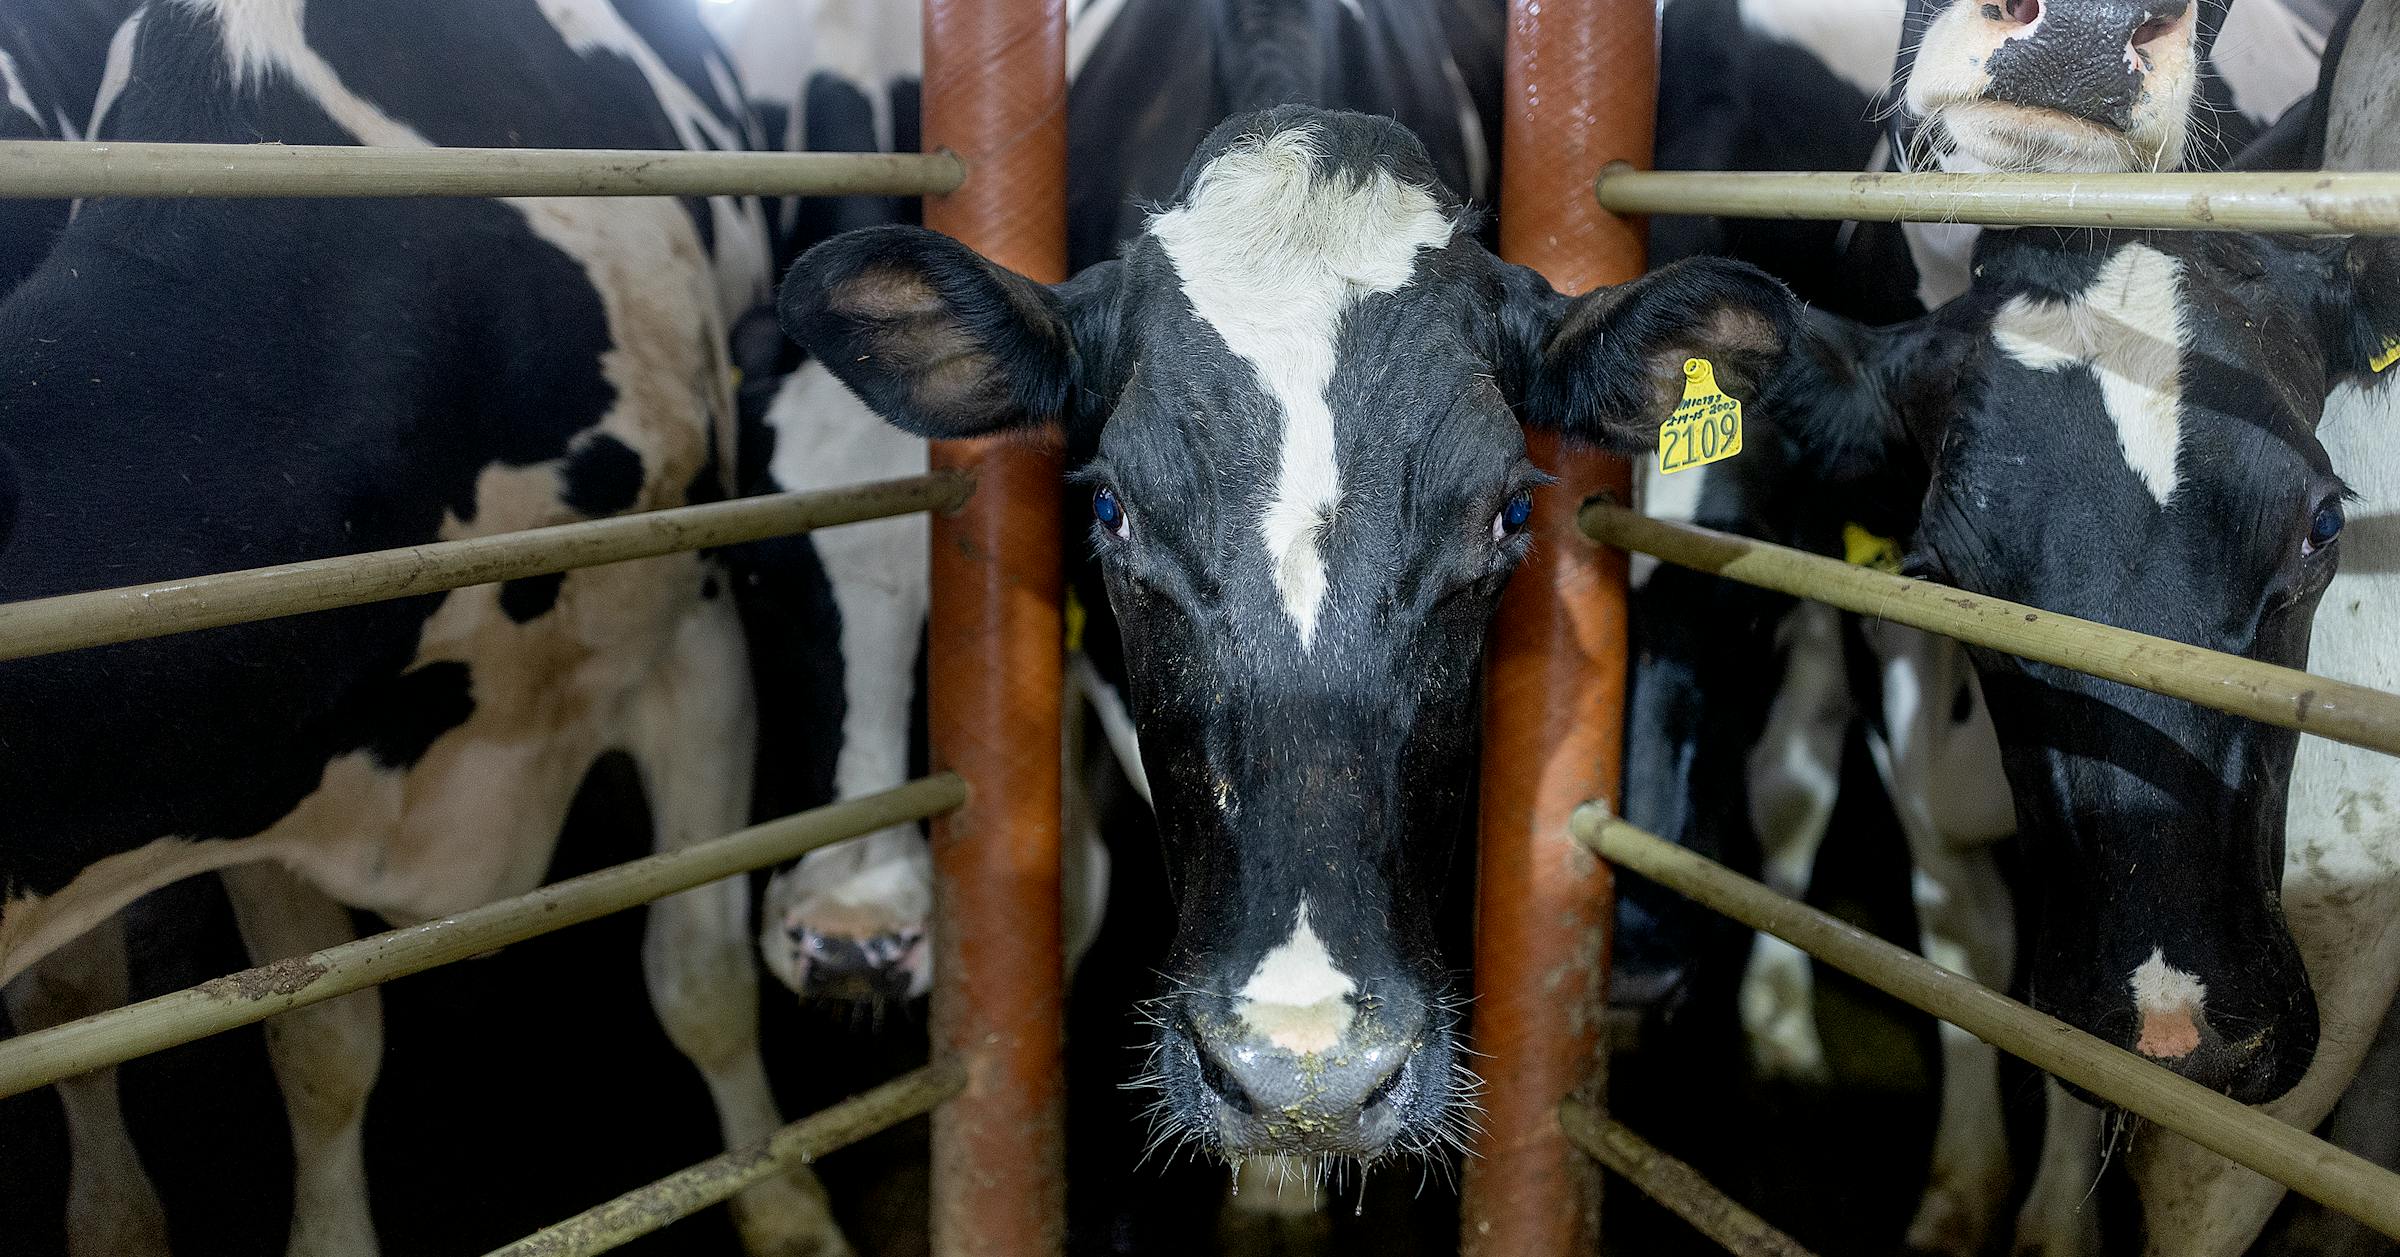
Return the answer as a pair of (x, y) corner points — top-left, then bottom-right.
(2004, 0), (2041, 24)
(1193, 1043), (1257, 1116)
(2131, 15), (2177, 46)
(1359, 1057), (1404, 1110)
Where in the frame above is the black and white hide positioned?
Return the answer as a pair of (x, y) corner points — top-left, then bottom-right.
(0, 3), (859, 1256)
(778, 100), (1799, 1178)
(0, 0), (142, 296)
(746, 0), (1502, 1024)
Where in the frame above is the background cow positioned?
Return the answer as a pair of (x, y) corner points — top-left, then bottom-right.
(0, 2), (859, 1255)
(1627, 2), (2345, 1253)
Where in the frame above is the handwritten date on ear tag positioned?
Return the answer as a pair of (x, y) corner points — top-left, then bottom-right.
(2372, 335), (2400, 374)
(1659, 357), (1742, 475)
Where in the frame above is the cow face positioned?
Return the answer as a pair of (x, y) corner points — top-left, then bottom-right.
(779, 106), (1794, 1163)
(1777, 228), (2400, 1102)
(1901, 0), (2227, 172)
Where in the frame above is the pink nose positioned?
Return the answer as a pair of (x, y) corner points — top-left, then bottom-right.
(2137, 1006), (2201, 1060)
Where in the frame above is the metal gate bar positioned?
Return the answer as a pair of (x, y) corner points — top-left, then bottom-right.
(1573, 807), (2400, 1243)
(1460, 0), (1650, 1250)
(487, 1061), (968, 1257)
(0, 473), (971, 664)
(1593, 165), (2400, 234)
(1557, 1101), (1821, 1257)
(0, 775), (966, 1100)
(919, 1), (1071, 1254)
(1579, 499), (2400, 755)
(0, 140), (965, 200)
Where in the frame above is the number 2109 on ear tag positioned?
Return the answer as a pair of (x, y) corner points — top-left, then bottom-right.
(1658, 357), (1742, 475)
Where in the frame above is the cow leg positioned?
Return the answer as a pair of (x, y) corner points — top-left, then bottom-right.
(4, 914), (173, 1257)
(1738, 602), (1850, 1081)
(630, 591), (851, 1257)
(2010, 1081), (2103, 1257)
(218, 862), (383, 1257)
(1899, 844), (2016, 1257)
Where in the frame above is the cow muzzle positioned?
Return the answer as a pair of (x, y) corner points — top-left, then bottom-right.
(1145, 983), (1467, 1162)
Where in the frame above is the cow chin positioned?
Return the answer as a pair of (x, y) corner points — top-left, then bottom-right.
(1929, 99), (2178, 174)
(1133, 981), (1476, 1167)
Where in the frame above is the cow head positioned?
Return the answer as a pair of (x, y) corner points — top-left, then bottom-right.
(778, 107), (1794, 1163)
(1774, 227), (2400, 1102)
(1899, 0), (2228, 172)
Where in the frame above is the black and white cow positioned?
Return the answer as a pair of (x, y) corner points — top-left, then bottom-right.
(0, 3), (855, 1255)
(745, 0), (1505, 1013)
(1762, 212), (2398, 1247)
(2118, 7), (2400, 1254)
(1633, 4), (2340, 1253)
(778, 99), (1798, 1164)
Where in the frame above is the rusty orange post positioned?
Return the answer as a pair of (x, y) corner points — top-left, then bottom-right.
(1461, 0), (1655, 1253)
(922, 1), (1070, 1254)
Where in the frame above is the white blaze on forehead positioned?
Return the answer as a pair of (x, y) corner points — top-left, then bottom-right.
(1149, 125), (1454, 649)
(2131, 946), (2208, 1059)
(1235, 900), (1359, 1055)
(1993, 243), (2187, 505)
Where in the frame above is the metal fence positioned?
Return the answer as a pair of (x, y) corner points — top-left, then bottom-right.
(4, 1), (2399, 1255)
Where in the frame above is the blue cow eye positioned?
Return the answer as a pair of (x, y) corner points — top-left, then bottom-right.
(1492, 490), (1534, 541)
(2308, 498), (2344, 554)
(1094, 486), (1129, 539)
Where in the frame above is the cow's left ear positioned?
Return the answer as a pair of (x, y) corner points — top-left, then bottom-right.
(1513, 257), (1800, 450)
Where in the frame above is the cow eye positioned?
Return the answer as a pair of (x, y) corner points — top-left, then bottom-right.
(1094, 486), (1130, 540)
(1491, 490), (1534, 542)
(2306, 496), (2344, 557)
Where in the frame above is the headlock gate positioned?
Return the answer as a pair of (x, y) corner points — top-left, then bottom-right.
(1, 0), (2398, 1254)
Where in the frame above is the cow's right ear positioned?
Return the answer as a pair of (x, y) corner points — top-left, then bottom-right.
(777, 225), (1125, 440)
(1765, 307), (1964, 507)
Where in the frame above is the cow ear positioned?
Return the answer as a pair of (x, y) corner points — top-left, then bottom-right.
(777, 225), (1125, 440)
(2329, 237), (2400, 389)
(1768, 307), (1963, 501)
(1518, 257), (1799, 451)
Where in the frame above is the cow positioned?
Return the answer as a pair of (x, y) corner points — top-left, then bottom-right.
(2116, 6), (2400, 1254)
(1753, 198), (2398, 1250)
(776, 93), (1799, 1167)
(1633, 3), (2337, 1252)
(0, 3), (855, 1255)
(748, 0), (1505, 1015)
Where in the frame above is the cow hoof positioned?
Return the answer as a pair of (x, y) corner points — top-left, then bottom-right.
(730, 1169), (855, 1257)
(1902, 1185), (2004, 1257)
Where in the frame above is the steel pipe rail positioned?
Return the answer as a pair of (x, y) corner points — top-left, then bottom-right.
(1579, 500), (2400, 758)
(0, 140), (966, 200)
(487, 1061), (967, 1257)
(1558, 1102), (1820, 1257)
(921, 0), (1073, 1252)
(1460, 1), (1649, 1250)
(0, 775), (967, 1101)
(0, 472), (974, 664)
(1575, 808), (2400, 1243)
(1593, 164), (2400, 235)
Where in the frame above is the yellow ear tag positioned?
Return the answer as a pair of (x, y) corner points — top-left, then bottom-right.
(1658, 357), (1742, 475)
(1842, 523), (1905, 575)
(2371, 335), (2400, 374)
